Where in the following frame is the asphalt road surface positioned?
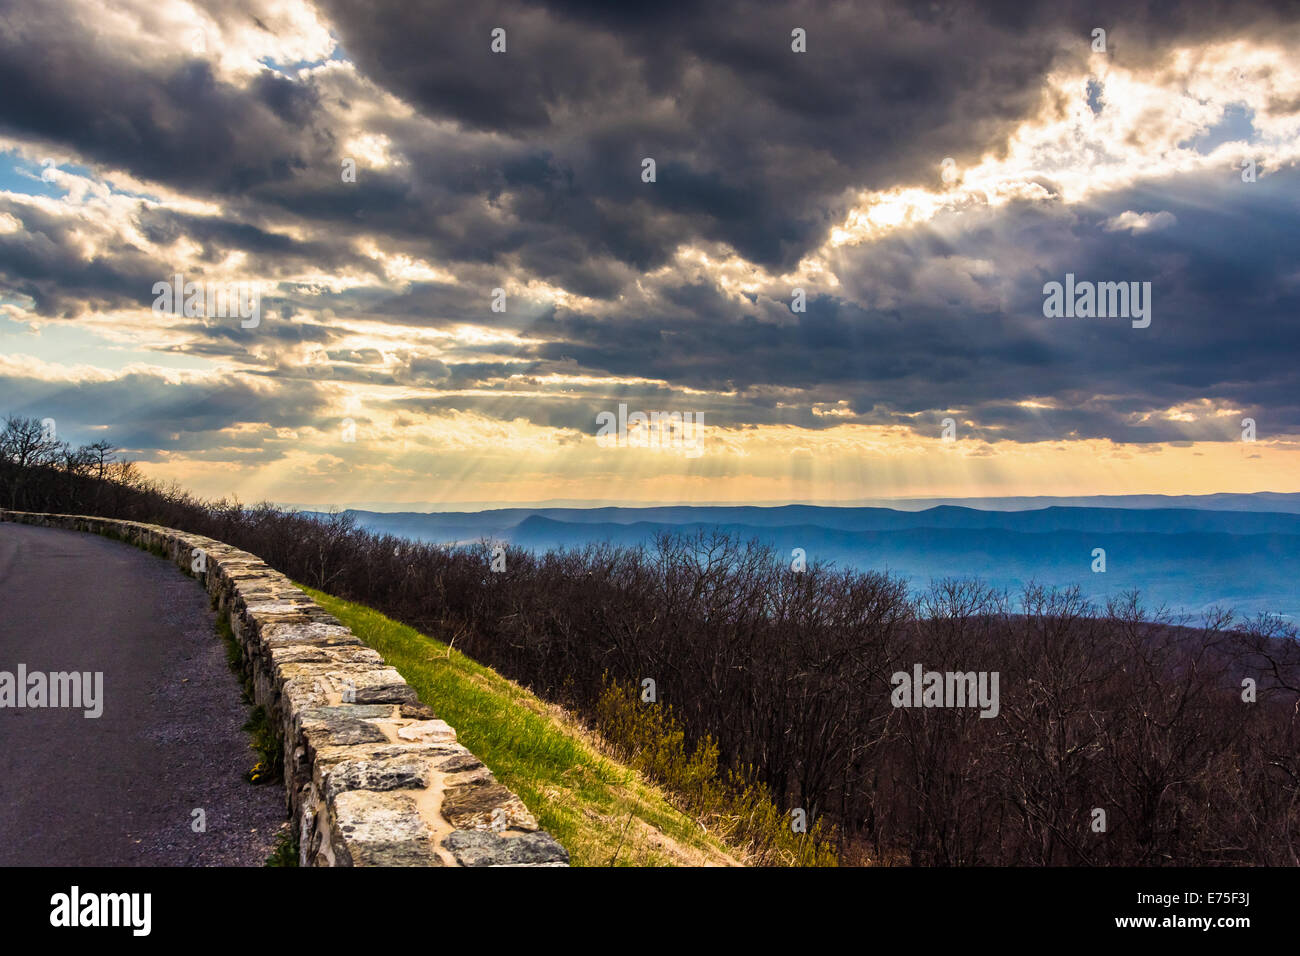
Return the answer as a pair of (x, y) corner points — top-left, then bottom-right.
(0, 522), (286, 865)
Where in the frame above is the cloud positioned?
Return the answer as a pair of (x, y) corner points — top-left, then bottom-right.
(0, 0), (1297, 502)
(1103, 210), (1178, 233)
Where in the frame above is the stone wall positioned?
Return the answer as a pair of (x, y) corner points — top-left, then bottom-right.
(0, 511), (569, 867)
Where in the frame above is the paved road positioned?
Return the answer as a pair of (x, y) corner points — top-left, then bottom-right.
(0, 522), (286, 865)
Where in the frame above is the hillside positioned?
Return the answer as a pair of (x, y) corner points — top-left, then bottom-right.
(300, 586), (742, 867)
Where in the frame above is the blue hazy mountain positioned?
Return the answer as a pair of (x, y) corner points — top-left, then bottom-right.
(327, 498), (1300, 619)
(310, 492), (1300, 514)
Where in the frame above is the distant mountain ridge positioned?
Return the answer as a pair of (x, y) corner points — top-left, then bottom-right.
(318, 499), (1300, 620)
(331, 503), (1300, 539)
(295, 492), (1300, 514)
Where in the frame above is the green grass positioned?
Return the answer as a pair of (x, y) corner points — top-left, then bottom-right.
(265, 827), (299, 867)
(300, 586), (740, 867)
(241, 705), (283, 786)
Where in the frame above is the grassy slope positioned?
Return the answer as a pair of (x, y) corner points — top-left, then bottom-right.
(301, 586), (739, 867)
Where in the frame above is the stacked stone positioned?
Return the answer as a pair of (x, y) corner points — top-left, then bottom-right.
(0, 510), (570, 867)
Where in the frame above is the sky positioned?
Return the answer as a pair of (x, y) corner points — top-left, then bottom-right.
(0, 0), (1298, 509)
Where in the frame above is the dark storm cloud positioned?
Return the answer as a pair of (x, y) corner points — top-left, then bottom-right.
(0, 0), (1280, 282)
(0, 37), (328, 196)
(0, 197), (365, 318)
(489, 167), (1300, 442)
(0, 0), (1298, 449)
(177, 312), (339, 351)
(134, 207), (364, 275)
(0, 366), (333, 456)
(311, 0), (1055, 271)
(0, 198), (159, 316)
(312, 0), (1300, 272)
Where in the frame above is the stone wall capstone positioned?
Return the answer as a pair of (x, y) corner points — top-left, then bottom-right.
(0, 510), (569, 867)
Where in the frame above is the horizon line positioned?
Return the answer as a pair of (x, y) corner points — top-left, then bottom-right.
(271, 490), (1300, 515)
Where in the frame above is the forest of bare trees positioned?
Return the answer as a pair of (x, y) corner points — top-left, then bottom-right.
(3, 414), (1298, 865)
